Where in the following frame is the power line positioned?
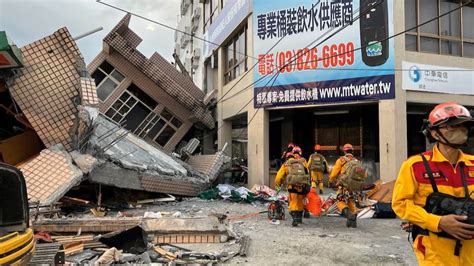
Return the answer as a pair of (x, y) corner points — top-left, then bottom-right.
(96, 0), (258, 60)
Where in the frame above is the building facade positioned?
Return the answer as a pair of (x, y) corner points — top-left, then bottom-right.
(88, 14), (215, 153)
(181, 0), (473, 186)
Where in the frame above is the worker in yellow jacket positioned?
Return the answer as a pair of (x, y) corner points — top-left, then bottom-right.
(329, 143), (359, 228)
(392, 102), (474, 265)
(308, 144), (330, 194)
(275, 151), (310, 227)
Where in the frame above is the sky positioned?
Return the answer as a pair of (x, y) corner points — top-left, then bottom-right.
(0, 0), (180, 63)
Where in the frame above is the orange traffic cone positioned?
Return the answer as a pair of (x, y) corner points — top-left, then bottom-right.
(305, 187), (322, 216)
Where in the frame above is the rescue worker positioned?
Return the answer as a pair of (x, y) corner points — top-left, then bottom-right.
(308, 144), (330, 194)
(275, 151), (311, 227)
(291, 146), (314, 218)
(329, 143), (359, 228)
(281, 142), (295, 162)
(392, 102), (474, 265)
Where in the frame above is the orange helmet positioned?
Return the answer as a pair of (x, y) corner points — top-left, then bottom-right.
(314, 144), (321, 151)
(428, 102), (473, 128)
(288, 142), (295, 148)
(342, 143), (353, 151)
(292, 146), (302, 155)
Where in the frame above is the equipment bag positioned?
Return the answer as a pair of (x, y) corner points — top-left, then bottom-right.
(309, 153), (326, 172)
(286, 159), (310, 186)
(373, 202), (396, 218)
(338, 156), (368, 191)
(411, 153), (474, 256)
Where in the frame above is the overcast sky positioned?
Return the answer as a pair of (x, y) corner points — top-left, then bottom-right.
(0, 0), (179, 63)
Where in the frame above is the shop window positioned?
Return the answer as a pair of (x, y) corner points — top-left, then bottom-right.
(92, 61), (125, 101)
(224, 26), (248, 83)
(404, 0), (474, 57)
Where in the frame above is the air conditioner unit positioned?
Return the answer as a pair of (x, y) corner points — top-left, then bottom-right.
(181, 0), (191, 15)
(193, 7), (201, 20)
(193, 48), (201, 60)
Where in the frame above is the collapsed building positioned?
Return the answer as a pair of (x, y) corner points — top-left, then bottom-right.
(0, 15), (225, 206)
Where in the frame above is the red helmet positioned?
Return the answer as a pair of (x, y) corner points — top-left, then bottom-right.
(287, 142), (295, 148)
(314, 144), (321, 151)
(292, 146), (302, 155)
(342, 143), (353, 151)
(285, 152), (295, 159)
(428, 102), (474, 128)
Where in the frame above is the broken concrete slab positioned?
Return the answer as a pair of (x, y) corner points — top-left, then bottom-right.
(19, 144), (82, 205)
(99, 226), (148, 254)
(70, 151), (99, 175)
(33, 218), (142, 233)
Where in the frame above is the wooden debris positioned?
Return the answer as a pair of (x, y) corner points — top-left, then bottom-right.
(369, 180), (395, 203)
(63, 242), (84, 256)
(153, 246), (177, 261)
(137, 194), (176, 204)
(61, 196), (90, 205)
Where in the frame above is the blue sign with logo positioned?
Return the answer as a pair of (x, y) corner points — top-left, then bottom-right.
(253, 0), (395, 108)
(203, 0), (251, 58)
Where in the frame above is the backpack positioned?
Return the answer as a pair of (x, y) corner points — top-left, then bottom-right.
(286, 158), (310, 186)
(338, 156), (368, 191)
(309, 153), (326, 171)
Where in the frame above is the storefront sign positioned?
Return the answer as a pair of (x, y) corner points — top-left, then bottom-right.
(0, 31), (23, 69)
(203, 0), (251, 58)
(253, 0), (395, 108)
(402, 61), (474, 95)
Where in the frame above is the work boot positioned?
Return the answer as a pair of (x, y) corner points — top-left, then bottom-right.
(319, 189), (324, 194)
(342, 208), (357, 228)
(295, 211), (304, 224)
(303, 209), (310, 218)
(290, 211), (298, 227)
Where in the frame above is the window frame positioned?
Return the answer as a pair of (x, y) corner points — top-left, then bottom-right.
(224, 25), (248, 83)
(92, 61), (125, 102)
(404, 0), (474, 57)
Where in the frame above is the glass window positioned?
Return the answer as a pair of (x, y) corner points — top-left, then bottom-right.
(405, 35), (417, 51)
(97, 78), (118, 101)
(92, 61), (125, 101)
(405, 0), (417, 32)
(440, 1), (461, 37)
(404, 0), (471, 57)
(419, 0), (438, 34)
(464, 42), (474, 58)
(161, 108), (173, 121)
(155, 126), (176, 146)
(224, 26), (248, 83)
(171, 117), (182, 128)
(463, 6), (474, 40)
(440, 40), (461, 56)
(126, 83), (158, 109)
(420, 37), (439, 53)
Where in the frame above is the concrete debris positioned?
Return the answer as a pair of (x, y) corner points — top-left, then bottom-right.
(94, 247), (122, 266)
(99, 226), (148, 254)
(70, 151), (99, 175)
(19, 144), (83, 205)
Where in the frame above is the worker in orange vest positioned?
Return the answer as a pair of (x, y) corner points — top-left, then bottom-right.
(392, 102), (474, 265)
(275, 150), (310, 226)
(329, 143), (360, 228)
(308, 144), (330, 194)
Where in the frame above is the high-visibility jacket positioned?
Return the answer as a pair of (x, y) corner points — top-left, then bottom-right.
(392, 144), (474, 266)
(329, 154), (354, 183)
(275, 157), (309, 188)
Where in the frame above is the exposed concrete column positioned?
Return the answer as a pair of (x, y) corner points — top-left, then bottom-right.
(247, 107), (269, 187)
(378, 0), (408, 182)
(379, 100), (407, 182)
(216, 47), (232, 156)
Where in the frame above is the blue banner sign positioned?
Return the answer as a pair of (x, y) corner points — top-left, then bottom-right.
(253, 0), (395, 108)
(203, 0), (251, 58)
